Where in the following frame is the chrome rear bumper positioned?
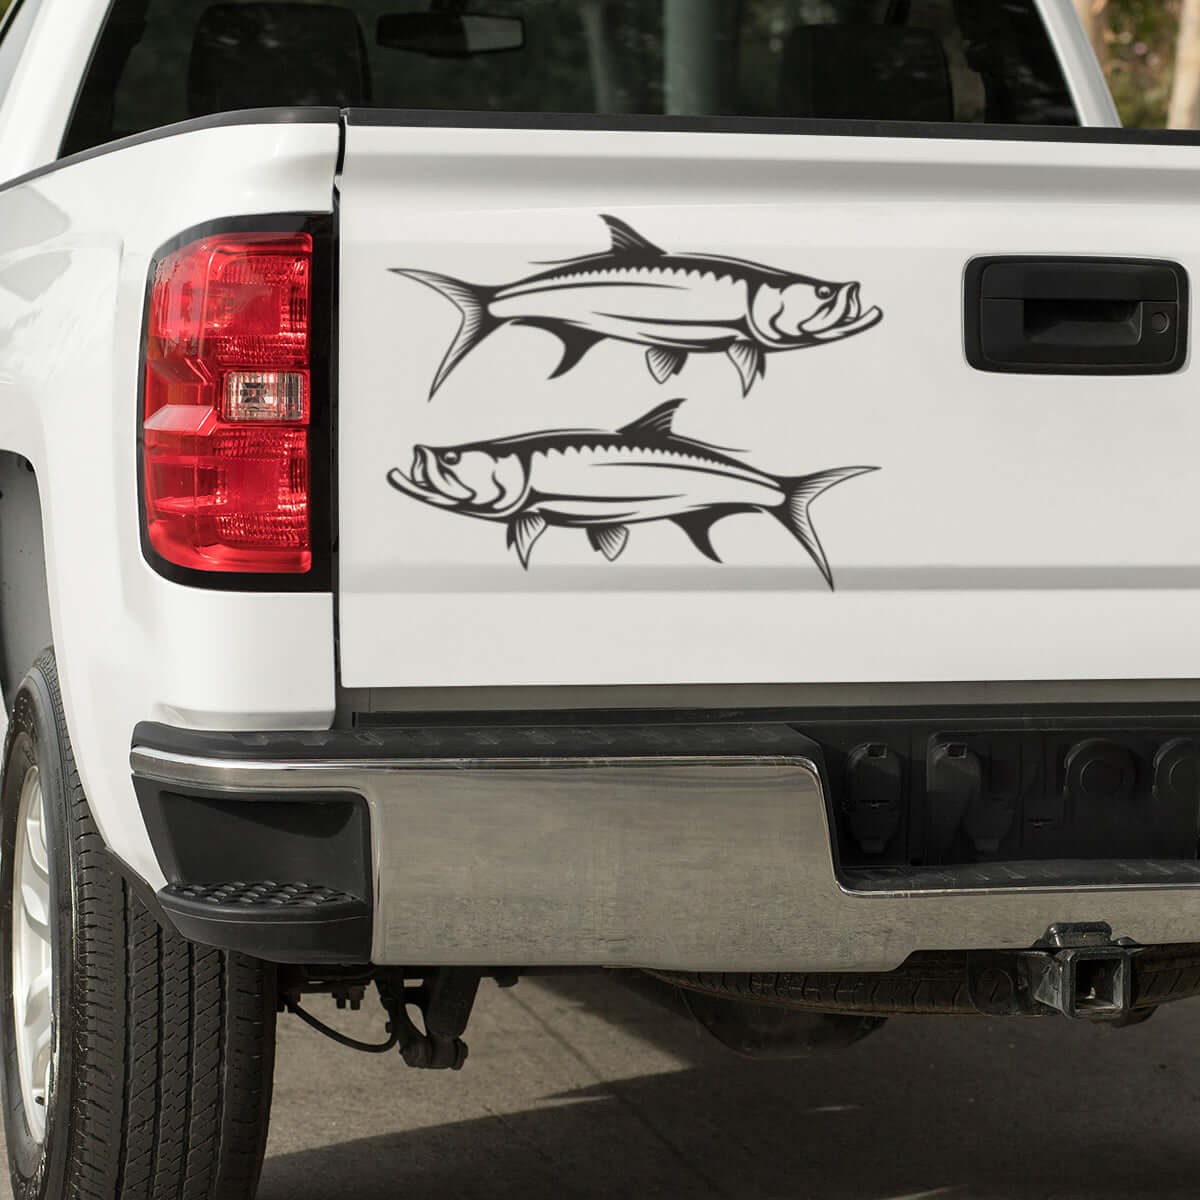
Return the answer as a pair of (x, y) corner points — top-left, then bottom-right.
(130, 724), (1200, 971)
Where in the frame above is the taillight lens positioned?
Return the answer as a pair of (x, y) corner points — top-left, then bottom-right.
(143, 232), (313, 574)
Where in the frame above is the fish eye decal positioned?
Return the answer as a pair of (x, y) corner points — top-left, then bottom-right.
(386, 399), (877, 590)
(391, 215), (884, 399)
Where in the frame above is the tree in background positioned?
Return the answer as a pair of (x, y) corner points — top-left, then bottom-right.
(1076, 0), (1109, 56)
(1169, 0), (1200, 125)
(1076, 0), (1183, 125)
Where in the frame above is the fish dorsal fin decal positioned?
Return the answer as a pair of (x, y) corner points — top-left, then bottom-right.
(601, 215), (666, 259)
(507, 512), (548, 569)
(587, 525), (630, 562)
(619, 399), (687, 442)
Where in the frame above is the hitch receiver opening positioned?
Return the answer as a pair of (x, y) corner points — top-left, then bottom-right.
(1032, 947), (1134, 1021)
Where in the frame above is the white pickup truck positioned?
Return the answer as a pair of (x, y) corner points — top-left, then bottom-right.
(3, 0), (1200, 1195)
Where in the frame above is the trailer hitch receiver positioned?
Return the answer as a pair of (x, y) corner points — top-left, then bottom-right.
(1030, 923), (1137, 1021)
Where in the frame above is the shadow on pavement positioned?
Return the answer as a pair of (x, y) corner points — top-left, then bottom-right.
(258, 973), (1200, 1200)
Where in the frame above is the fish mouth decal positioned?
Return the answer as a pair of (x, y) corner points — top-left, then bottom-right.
(801, 282), (877, 338)
(392, 215), (884, 399)
(408, 446), (474, 504)
(387, 399), (876, 589)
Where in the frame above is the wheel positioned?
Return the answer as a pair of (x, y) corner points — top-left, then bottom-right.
(0, 650), (277, 1199)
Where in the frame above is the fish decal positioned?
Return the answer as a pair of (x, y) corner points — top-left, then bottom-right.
(386, 399), (876, 588)
(392, 215), (884, 399)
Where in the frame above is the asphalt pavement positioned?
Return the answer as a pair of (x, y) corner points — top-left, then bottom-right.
(5, 973), (1200, 1198)
(260, 974), (1200, 1200)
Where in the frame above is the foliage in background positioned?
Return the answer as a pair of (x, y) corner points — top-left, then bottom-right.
(1091, 0), (1182, 125)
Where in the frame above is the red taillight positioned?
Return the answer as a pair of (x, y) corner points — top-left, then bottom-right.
(143, 232), (313, 574)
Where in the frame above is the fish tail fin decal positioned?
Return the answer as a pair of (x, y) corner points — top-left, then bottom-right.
(390, 269), (497, 397)
(600, 215), (667, 258)
(776, 467), (879, 590)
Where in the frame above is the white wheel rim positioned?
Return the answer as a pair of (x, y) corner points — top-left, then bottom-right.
(12, 766), (54, 1142)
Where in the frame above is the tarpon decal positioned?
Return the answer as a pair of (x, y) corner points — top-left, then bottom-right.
(392, 216), (884, 399)
(386, 399), (876, 588)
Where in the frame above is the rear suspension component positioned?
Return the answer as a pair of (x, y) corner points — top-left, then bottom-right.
(280, 967), (482, 1069)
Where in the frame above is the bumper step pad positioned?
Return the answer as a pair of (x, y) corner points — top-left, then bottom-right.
(164, 880), (363, 911)
(159, 881), (370, 964)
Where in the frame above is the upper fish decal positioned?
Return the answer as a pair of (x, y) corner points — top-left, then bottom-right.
(386, 399), (876, 589)
(392, 215), (884, 399)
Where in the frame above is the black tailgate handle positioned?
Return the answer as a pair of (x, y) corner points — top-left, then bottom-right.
(965, 257), (1188, 375)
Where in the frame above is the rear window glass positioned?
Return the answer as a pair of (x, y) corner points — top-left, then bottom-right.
(63, 0), (1078, 156)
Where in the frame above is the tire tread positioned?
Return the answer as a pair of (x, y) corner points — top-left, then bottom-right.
(5, 651), (275, 1200)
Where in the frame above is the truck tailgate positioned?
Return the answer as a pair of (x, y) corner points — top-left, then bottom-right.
(336, 117), (1200, 689)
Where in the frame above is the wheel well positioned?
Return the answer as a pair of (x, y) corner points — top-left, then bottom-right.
(0, 453), (51, 711)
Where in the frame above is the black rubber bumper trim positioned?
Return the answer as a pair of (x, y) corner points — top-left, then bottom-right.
(159, 883), (370, 966)
(158, 908), (370, 965)
(131, 719), (819, 762)
(844, 859), (1200, 893)
(132, 738), (374, 964)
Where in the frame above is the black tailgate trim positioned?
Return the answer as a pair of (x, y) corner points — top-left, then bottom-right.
(344, 107), (1200, 146)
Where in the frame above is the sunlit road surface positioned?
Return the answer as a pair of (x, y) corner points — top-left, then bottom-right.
(5, 973), (1200, 1198)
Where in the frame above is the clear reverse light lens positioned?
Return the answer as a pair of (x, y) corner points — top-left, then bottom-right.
(224, 371), (307, 422)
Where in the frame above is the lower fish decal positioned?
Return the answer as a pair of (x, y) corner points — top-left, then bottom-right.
(386, 399), (876, 589)
(392, 214), (883, 399)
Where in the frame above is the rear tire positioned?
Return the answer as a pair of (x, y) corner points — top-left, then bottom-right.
(0, 650), (276, 1200)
